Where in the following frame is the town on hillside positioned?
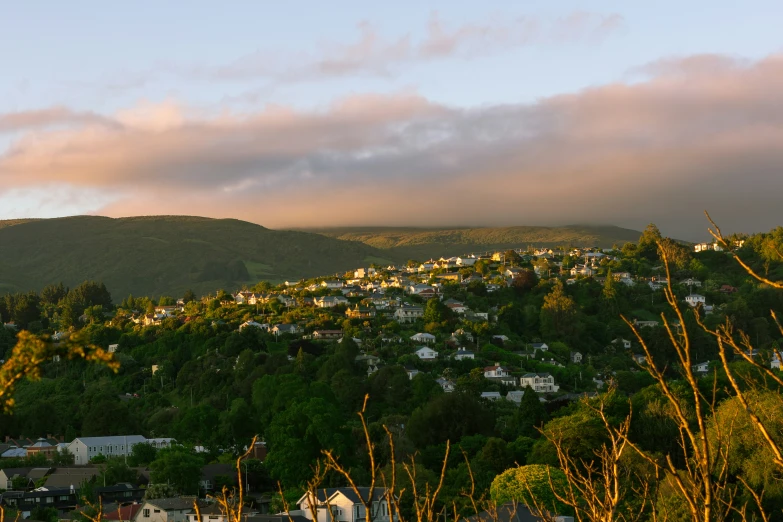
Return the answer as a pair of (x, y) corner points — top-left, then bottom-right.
(0, 224), (781, 522)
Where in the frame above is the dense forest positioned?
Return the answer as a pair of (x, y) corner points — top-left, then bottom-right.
(1, 223), (782, 521)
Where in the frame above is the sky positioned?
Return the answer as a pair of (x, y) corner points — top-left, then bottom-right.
(2, 1), (783, 241)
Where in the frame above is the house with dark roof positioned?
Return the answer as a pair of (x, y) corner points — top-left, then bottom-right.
(0, 487), (78, 517)
(137, 497), (202, 522)
(294, 488), (397, 522)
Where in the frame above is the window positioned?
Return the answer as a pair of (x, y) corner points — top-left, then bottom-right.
(46, 497), (53, 504)
(143, 510), (150, 518)
(154, 509), (161, 513)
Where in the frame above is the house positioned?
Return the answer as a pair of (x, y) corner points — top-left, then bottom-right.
(239, 321), (268, 332)
(105, 504), (143, 522)
(519, 373), (560, 393)
(418, 262), (435, 273)
(492, 335), (509, 344)
(294, 487), (397, 522)
(272, 324), (301, 336)
(25, 438), (58, 459)
(505, 390), (525, 403)
(720, 285), (738, 293)
(685, 294), (706, 307)
(345, 306), (376, 319)
(530, 343), (549, 352)
(634, 320), (659, 328)
(393, 306), (424, 324)
(40, 467), (99, 488)
(404, 366), (421, 380)
(570, 351), (583, 364)
(67, 435), (148, 465)
(138, 498), (200, 522)
(314, 295), (349, 308)
(189, 503), (260, 522)
(96, 483), (145, 504)
(436, 377), (455, 393)
(632, 353), (647, 365)
(353, 268), (376, 279)
(453, 348), (475, 361)
(200, 463), (235, 492)
(681, 278), (702, 288)
(414, 347), (439, 360)
(0, 468), (39, 490)
(411, 332), (436, 344)
(612, 338), (632, 350)
(312, 330), (343, 340)
(692, 361), (711, 374)
(321, 280), (345, 290)
(450, 329), (475, 343)
(456, 257), (477, 266)
(772, 356), (781, 370)
(443, 299), (467, 314)
(480, 391), (502, 401)
(0, 487), (78, 517)
(484, 364), (510, 379)
(484, 364), (517, 386)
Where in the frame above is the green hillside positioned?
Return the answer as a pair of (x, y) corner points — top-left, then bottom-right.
(0, 216), (391, 298)
(300, 225), (643, 260)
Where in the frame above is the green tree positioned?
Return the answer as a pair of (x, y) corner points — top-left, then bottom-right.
(540, 281), (577, 339)
(637, 223), (663, 261)
(100, 458), (138, 486)
(149, 446), (204, 495)
(490, 464), (571, 515)
(128, 442), (158, 466)
(511, 387), (549, 438)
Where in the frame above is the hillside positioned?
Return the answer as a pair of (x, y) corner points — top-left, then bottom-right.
(0, 216), (391, 298)
(300, 225), (643, 260)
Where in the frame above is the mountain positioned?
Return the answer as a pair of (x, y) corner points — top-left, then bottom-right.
(300, 225), (643, 260)
(0, 216), (392, 298)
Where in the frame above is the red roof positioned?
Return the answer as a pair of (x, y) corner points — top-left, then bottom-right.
(105, 504), (142, 521)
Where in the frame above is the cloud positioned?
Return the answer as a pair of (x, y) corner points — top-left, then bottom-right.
(2, 53), (783, 240)
(0, 107), (117, 134)
(196, 11), (624, 83)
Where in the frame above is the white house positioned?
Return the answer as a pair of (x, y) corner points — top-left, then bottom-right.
(405, 366), (421, 380)
(295, 487), (397, 522)
(612, 338), (632, 350)
(632, 353), (647, 365)
(570, 351), (583, 364)
(67, 435), (148, 465)
(685, 294), (706, 308)
(415, 347), (439, 360)
(456, 257), (477, 266)
(519, 373), (560, 393)
(692, 361), (710, 373)
(436, 377), (455, 393)
(453, 348), (475, 360)
(484, 364), (510, 379)
(321, 280), (345, 290)
(411, 332), (436, 344)
(139, 498), (198, 522)
(530, 343), (549, 352)
(772, 356), (781, 370)
(239, 320), (268, 331)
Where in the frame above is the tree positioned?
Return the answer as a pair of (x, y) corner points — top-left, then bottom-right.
(182, 289), (197, 304)
(490, 464), (571, 515)
(637, 223), (663, 261)
(149, 446), (204, 495)
(406, 392), (494, 447)
(264, 397), (349, 487)
(511, 270), (538, 294)
(29, 507), (58, 522)
(100, 458), (138, 486)
(128, 442), (158, 466)
(540, 281), (577, 339)
(511, 386), (548, 438)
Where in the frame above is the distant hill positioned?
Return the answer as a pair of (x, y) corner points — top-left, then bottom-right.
(300, 225), (643, 260)
(0, 216), (392, 298)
